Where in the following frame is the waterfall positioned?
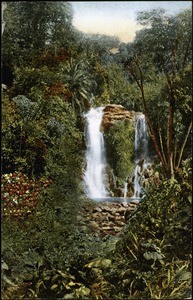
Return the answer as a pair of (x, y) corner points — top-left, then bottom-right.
(83, 108), (150, 201)
(123, 182), (128, 198)
(133, 164), (142, 198)
(84, 107), (109, 199)
(133, 114), (150, 198)
(135, 114), (149, 161)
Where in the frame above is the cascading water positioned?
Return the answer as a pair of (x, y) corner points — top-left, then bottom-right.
(133, 114), (150, 198)
(84, 107), (109, 199)
(133, 164), (142, 198)
(83, 108), (150, 202)
(135, 114), (149, 160)
(123, 182), (128, 198)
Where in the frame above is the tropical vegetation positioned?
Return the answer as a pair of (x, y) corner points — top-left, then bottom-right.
(2, 2), (192, 299)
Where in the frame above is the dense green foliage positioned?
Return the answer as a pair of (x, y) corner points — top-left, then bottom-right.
(104, 121), (135, 190)
(2, 2), (192, 299)
(2, 160), (191, 299)
(2, 1), (74, 68)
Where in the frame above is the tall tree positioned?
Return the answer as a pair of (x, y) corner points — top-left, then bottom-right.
(2, 1), (74, 68)
(123, 8), (192, 178)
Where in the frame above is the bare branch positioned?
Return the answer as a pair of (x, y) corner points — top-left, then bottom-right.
(176, 121), (192, 169)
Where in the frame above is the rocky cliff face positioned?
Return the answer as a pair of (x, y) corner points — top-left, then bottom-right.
(101, 104), (141, 131)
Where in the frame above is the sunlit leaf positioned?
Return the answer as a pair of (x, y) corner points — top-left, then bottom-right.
(84, 258), (111, 269)
(50, 284), (58, 291)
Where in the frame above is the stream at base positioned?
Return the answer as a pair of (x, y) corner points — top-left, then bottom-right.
(91, 197), (141, 203)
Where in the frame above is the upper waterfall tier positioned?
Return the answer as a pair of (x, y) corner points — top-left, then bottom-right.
(134, 113), (150, 163)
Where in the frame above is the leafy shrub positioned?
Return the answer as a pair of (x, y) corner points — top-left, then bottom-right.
(12, 95), (39, 119)
(105, 160), (192, 299)
(19, 260), (91, 299)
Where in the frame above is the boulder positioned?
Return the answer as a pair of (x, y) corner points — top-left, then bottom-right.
(101, 104), (136, 131)
(116, 207), (127, 215)
(93, 207), (102, 213)
(130, 199), (140, 205)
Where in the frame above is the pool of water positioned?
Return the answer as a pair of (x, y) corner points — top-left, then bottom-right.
(91, 197), (141, 203)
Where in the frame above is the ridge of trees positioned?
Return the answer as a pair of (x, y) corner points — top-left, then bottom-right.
(2, 3), (192, 181)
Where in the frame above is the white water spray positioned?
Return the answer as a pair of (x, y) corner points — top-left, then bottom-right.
(133, 114), (150, 198)
(84, 107), (109, 199)
(133, 165), (142, 198)
(123, 182), (128, 198)
(135, 114), (149, 160)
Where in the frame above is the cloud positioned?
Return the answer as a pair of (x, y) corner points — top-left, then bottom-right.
(73, 15), (143, 43)
(71, 1), (191, 43)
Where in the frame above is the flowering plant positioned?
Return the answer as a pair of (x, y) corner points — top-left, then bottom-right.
(2, 172), (52, 219)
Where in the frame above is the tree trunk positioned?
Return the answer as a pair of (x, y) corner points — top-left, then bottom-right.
(158, 128), (167, 167)
(127, 61), (168, 176)
(176, 120), (192, 169)
(163, 63), (176, 178)
(182, 34), (192, 71)
(135, 62), (167, 176)
(173, 138), (178, 168)
(167, 101), (175, 177)
(2, 2), (7, 35)
(143, 104), (167, 175)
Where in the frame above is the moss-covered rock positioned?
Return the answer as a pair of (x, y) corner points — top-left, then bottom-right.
(104, 118), (135, 195)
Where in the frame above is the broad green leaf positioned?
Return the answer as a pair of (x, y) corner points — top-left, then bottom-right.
(67, 281), (76, 287)
(84, 258), (111, 269)
(75, 286), (90, 297)
(176, 271), (192, 281)
(63, 292), (75, 299)
(51, 284), (58, 291)
(143, 251), (164, 261)
(44, 276), (51, 281)
(57, 270), (73, 279)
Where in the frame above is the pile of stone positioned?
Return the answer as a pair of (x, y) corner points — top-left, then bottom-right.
(78, 199), (140, 238)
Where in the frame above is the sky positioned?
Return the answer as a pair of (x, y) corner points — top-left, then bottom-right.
(71, 1), (192, 43)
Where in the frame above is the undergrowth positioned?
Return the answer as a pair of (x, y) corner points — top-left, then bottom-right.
(2, 159), (192, 299)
